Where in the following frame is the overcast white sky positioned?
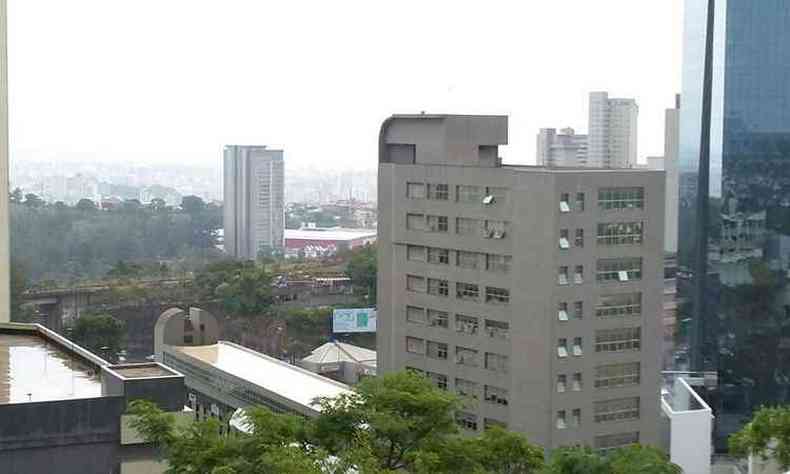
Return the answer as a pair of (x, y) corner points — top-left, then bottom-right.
(9, 0), (683, 171)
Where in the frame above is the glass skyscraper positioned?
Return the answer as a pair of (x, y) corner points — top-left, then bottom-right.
(679, 0), (790, 449)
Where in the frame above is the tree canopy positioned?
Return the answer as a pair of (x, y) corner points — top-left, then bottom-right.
(68, 313), (125, 359)
(129, 370), (679, 474)
(345, 244), (376, 301)
(730, 406), (790, 470)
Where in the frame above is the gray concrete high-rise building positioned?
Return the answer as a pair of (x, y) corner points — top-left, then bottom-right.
(536, 127), (588, 167)
(378, 114), (664, 449)
(588, 91), (639, 168)
(646, 95), (680, 254)
(223, 146), (285, 260)
(0, 0), (9, 323)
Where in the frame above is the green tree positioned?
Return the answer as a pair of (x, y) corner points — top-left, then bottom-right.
(9, 187), (23, 204)
(730, 406), (790, 470)
(543, 446), (680, 474)
(76, 198), (97, 212)
(206, 261), (273, 315)
(346, 244), (376, 301)
(10, 259), (32, 322)
(23, 193), (45, 208)
(69, 313), (125, 358)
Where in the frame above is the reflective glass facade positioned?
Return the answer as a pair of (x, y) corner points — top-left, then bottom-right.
(679, 0), (790, 449)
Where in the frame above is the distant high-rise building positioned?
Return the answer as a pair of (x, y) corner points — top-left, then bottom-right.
(647, 95), (680, 254)
(679, 0), (790, 449)
(588, 91), (638, 168)
(378, 114), (664, 449)
(0, 0), (9, 323)
(536, 127), (588, 167)
(223, 146), (285, 260)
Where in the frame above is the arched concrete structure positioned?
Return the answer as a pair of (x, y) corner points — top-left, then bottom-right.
(154, 307), (219, 360)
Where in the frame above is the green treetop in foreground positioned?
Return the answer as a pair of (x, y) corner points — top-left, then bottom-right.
(129, 371), (679, 474)
(730, 406), (790, 470)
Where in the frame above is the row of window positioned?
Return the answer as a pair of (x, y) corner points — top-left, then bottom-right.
(557, 396), (641, 430)
(556, 362), (641, 394)
(558, 187), (645, 214)
(405, 337), (510, 373)
(406, 275), (511, 305)
(559, 258), (643, 285)
(407, 182), (508, 207)
(406, 213), (509, 239)
(559, 222), (645, 249)
(406, 305), (510, 339)
(456, 411), (508, 432)
(558, 292), (642, 322)
(407, 245), (512, 273)
(557, 327), (642, 358)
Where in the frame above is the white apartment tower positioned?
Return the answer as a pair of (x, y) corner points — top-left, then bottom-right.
(223, 146), (285, 260)
(378, 114), (664, 450)
(537, 127), (589, 167)
(588, 92), (639, 168)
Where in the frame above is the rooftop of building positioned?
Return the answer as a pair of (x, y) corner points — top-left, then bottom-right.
(105, 362), (181, 380)
(502, 164), (665, 174)
(301, 341), (377, 366)
(285, 227), (377, 241)
(0, 331), (103, 405)
(173, 341), (351, 409)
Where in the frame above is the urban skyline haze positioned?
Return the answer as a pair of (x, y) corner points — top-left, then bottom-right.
(9, 0), (681, 170)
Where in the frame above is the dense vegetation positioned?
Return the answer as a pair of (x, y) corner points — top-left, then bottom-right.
(9, 190), (222, 282)
(130, 371), (680, 474)
(730, 406), (790, 470)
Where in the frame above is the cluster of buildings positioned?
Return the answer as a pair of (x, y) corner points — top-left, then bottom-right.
(4, 0), (790, 473)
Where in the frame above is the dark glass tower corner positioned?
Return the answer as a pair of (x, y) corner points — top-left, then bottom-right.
(678, 0), (790, 450)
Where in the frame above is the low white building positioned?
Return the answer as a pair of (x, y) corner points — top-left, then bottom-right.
(299, 341), (376, 384)
(661, 373), (714, 474)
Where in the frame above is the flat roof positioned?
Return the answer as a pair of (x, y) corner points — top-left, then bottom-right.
(107, 363), (180, 379)
(174, 342), (350, 409)
(285, 228), (377, 242)
(0, 333), (103, 404)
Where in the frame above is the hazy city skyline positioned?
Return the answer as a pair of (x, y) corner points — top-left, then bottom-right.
(9, 0), (682, 170)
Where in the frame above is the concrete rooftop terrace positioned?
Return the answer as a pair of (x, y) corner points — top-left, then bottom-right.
(174, 341), (351, 409)
(0, 333), (102, 404)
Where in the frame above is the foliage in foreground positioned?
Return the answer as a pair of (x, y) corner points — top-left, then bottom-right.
(730, 406), (790, 470)
(129, 371), (679, 474)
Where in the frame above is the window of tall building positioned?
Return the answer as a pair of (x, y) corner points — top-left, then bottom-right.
(596, 258), (642, 282)
(595, 327), (641, 353)
(595, 362), (641, 389)
(456, 282), (480, 302)
(575, 192), (585, 212)
(427, 183), (449, 200)
(556, 410), (567, 429)
(427, 278), (449, 297)
(407, 182), (426, 199)
(558, 266), (569, 285)
(574, 265), (584, 284)
(426, 215), (448, 232)
(559, 229), (570, 249)
(596, 292), (642, 318)
(486, 287), (510, 305)
(572, 372), (583, 391)
(483, 220), (508, 239)
(485, 352), (509, 373)
(456, 411), (478, 431)
(597, 222), (644, 246)
(594, 397), (640, 423)
(456, 250), (479, 269)
(406, 275), (426, 292)
(457, 185), (482, 203)
(557, 338), (569, 358)
(485, 186), (508, 206)
(456, 217), (481, 236)
(571, 408), (581, 427)
(485, 319), (509, 339)
(406, 337), (425, 354)
(428, 371), (447, 390)
(456, 346), (479, 367)
(572, 337), (583, 356)
(595, 432), (640, 451)
(557, 374), (567, 393)
(456, 378), (479, 399)
(484, 385), (509, 405)
(598, 187), (644, 211)
(427, 247), (449, 265)
(558, 302), (569, 321)
(427, 341), (448, 360)
(560, 193), (571, 213)
(484, 418), (507, 430)
(575, 228), (585, 247)
(406, 213), (425, 231)
(406, 245), (426, 262)
(427, 309), (449, 328)
(406, 305), (426, 324)
(573, 301), (584, 320)
(486, 254), (512, 273)
(455, 314), (479, 335)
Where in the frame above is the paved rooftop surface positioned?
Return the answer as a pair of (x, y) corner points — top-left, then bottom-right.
(175, 342), (351, 409)
(0, 334), (102, 404)
(110, 364), (176, 379)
